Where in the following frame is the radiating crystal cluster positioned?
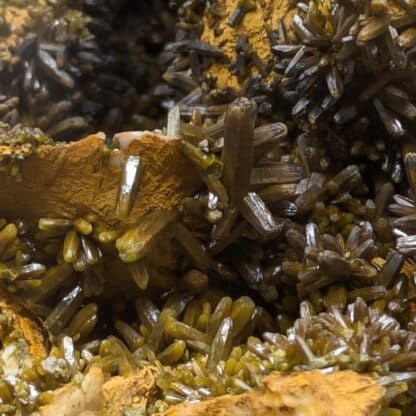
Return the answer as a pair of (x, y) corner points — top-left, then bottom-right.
(1, 0), (416, 415)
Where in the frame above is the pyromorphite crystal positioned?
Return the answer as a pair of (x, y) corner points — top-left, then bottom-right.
(116, 209), (178, 263)
(222, 98), (257, 207)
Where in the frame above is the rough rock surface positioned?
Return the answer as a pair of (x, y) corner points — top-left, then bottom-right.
(162, 370), (384, 416)
(0, 284), (48, 358)
(201, 0), (291, 89)
(32, 366), (157, 416)
(0, 132), (200, 226)
(102, 366), (158, 415)
(33, 367), (105, 416)
(31, 369), (384, 416)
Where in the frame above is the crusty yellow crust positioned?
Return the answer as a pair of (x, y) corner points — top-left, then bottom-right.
(0, 284), (48, 358)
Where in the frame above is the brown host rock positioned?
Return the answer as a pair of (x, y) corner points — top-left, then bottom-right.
(0, 284), (48, 358)
(32, 367), (105, 416)
(32, 369), (384, 416)
(0, 132), (200, 226)
(33, 366), (157, 416)
(162, 370), (384, 416)
(102, 367), (158, 415)
(201, 0), (291, 89)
